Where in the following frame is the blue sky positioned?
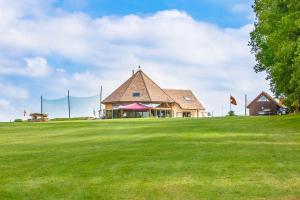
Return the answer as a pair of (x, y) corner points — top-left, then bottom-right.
(54, 0), (253, 27)
(0, 0), (270, 121)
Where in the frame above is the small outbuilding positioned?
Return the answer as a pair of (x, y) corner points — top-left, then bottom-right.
(247, 91), (283, 116)
(29, 113), (48, 122)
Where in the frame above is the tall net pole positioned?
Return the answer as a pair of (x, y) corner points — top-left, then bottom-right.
(99, 86), (102, 119)
(41, 95), (43, 114)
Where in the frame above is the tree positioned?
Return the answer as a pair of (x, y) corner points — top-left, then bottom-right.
(249, 0), (300, 111)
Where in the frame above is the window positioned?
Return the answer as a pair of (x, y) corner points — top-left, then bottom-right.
(258, 95), (269, 102)
(132, 92), (140, 97)
(183, 96), (191, 101)
(183, 112), (192, 117)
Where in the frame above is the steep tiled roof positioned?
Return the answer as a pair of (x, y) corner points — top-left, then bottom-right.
(164, 89), (205, 110)
(102, 70), (174, 103)
(247, 91), (283, 108)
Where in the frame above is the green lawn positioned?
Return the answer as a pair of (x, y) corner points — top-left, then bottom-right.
(0, 115), (300, 200)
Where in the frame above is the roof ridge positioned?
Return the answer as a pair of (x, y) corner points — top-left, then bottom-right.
(262, 91), (282, 107)
(164, 88), (191, 91)
(247, 91), (282, 108)
(140, 71), (152, 101)
(164, 89), (204, 110)
(141, 71), (174, 102)
(102, 74), (135, 103)
(119, 73), (136, 101)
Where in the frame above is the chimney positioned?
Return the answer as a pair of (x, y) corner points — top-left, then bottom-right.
(132, 70), (134, 76)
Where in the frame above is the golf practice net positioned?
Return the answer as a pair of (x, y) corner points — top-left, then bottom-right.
(41, 95), (100, 119)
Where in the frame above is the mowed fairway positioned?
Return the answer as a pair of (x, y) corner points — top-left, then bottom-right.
(0, 115), (300, 200)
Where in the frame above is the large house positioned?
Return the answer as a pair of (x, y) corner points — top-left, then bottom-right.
(102, 70), (206, 118)
(247, 91), (284, 115)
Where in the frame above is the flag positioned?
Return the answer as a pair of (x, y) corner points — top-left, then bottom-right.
(230, 95), (237, 105)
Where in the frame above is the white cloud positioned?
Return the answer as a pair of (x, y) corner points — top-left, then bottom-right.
(0, 57), (52, 77)
(0, 3), (270, 120)
(230, 3), (254, 21)
(0, 9), (252, 67)
(231, 3), (250, 13)
(56, 68), (65, 73)
(0, 98), (21, 122)
(0, 98), (11, 107)
(52, 72), (103, 96)
(0, 99), (13, 121)
(0, 83), (29, 99)
(25, 57), (52, 77)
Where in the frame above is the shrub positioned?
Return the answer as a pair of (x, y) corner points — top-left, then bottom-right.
(51, 117), (95, 121)
(14, 119), (23, 122)
(228, 111), (235, 116)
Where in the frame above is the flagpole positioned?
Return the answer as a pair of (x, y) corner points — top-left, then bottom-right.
(229, 94), (232, 112)
(245, 94), (247, 116)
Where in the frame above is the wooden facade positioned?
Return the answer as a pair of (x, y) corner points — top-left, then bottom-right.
(28, 113), (48, 122)
(247, 92), (283, 116)
(102, 70), (207, 118)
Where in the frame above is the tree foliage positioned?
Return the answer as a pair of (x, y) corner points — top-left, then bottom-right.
(249, 0), (300, 109)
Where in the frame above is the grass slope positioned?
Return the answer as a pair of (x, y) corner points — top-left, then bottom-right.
(0, 115), (300, 200)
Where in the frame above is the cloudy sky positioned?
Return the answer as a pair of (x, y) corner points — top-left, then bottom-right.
(0, 0), (270, 121)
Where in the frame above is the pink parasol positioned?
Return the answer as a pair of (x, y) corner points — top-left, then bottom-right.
(120, 103), (151, 111)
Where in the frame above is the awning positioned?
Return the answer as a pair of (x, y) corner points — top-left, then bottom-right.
(119, 103), (152, 111)
(141, 103), (160, 108)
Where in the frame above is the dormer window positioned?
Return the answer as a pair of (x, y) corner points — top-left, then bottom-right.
(183, 96), (191, 101)
(258, 95), (269, 102)
(132, 92), (140, 97)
